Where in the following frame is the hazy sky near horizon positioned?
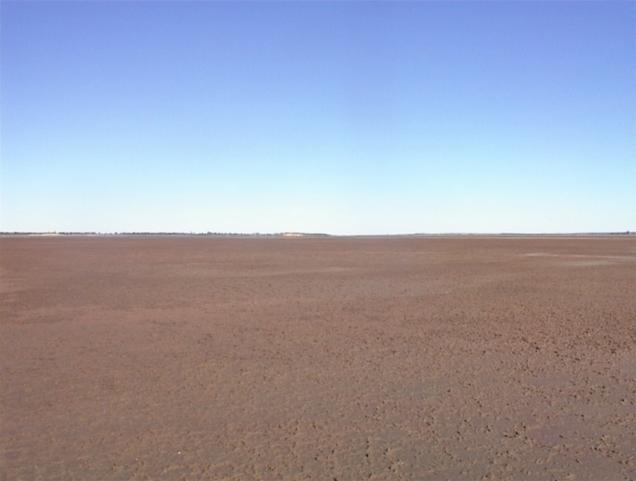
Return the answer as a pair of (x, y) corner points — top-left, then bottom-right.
(1, 1), (635, 234)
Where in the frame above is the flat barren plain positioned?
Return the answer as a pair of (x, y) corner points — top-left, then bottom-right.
(1, 236), (635, 481)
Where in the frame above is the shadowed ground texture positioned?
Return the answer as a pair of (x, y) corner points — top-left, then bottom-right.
(1, 236), (635, 481)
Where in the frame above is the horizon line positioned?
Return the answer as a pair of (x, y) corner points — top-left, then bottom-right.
(1, 231), (634, 238)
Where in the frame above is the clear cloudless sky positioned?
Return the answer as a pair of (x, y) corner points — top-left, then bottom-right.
(1, 1), (635, 234)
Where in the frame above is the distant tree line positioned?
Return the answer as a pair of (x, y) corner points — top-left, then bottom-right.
(0, 231), (333, 237)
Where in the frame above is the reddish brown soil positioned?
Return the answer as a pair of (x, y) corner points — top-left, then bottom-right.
(1, 236), (635, 481)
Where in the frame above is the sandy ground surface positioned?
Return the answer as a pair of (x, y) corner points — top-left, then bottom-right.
(1, 236), (635, 481)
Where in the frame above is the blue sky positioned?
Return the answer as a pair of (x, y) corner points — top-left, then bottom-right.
(1, 1), (634, 234)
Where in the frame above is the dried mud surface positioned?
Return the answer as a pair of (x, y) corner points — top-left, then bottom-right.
(1, 236), (635, 481)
